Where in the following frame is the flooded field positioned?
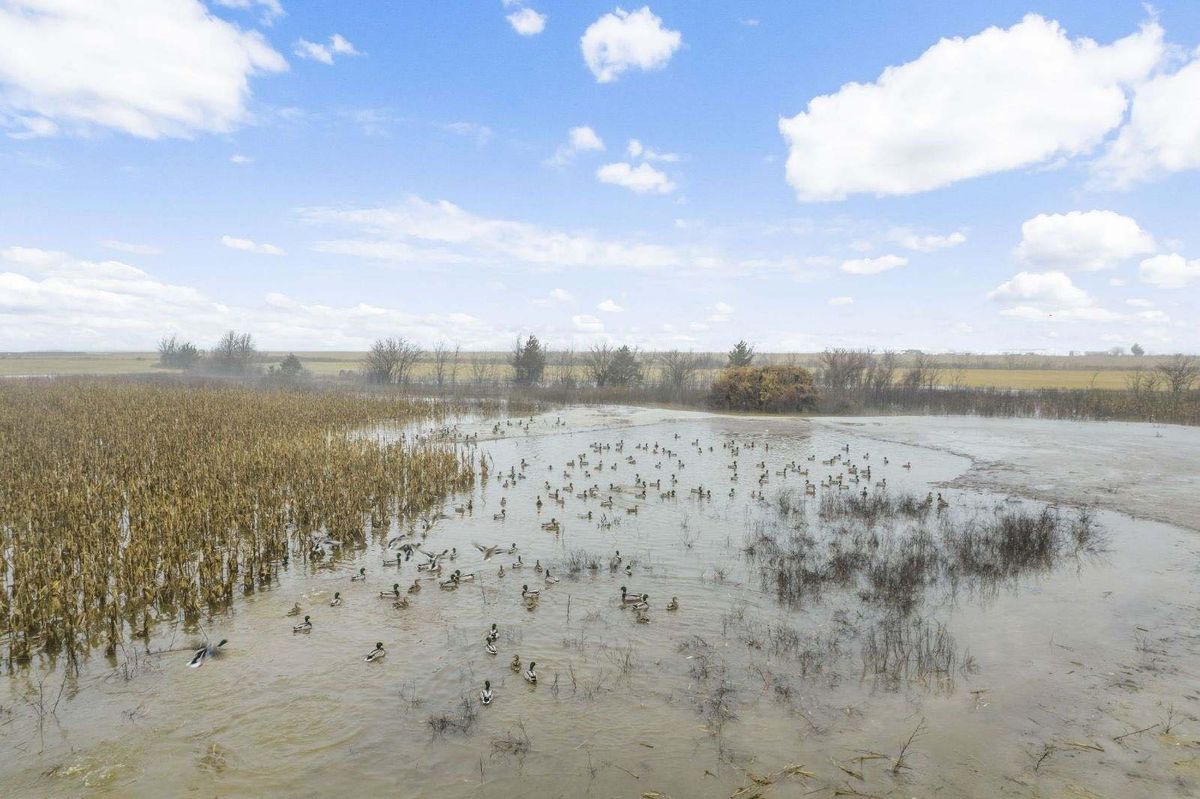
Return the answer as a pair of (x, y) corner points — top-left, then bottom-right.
(2, 405), (1198, 798)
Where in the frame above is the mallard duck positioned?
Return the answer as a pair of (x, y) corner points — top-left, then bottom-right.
(485, 640), (498, 655)
(407, 579), (421, 594)
(379, 583), (401, 599)
(510, 654), (521, 672)
(534, 560), (543, 574)
(666, 596), (679, 611)
(635, 607), (650, 623)
(480, 680), (494, 705)
(474, 542), (500, 560)
(510, 556), (524, 570)
(439, 574), (459, 590)
(286, 603), (302, 617)
(329, 592), (342, 607)
(364, 642), (386, 662)
(544, 570), (559, 584)
(497, 565), (505, 578)
(523, 662), (537, 684)
(188, 639), (227, 668)
(456, 570), (476, 582)
(486, 623), (498, 643)
(507, 543), (518, 554)
(493, 510), (506, 521)
(609, 551), (622, 570)
(351, 567), (367, 582)
(293, 615), (312, 633)
(521, 584), (540, 600)
(393, 595), (409, 609)
(620, 586), (645, 605)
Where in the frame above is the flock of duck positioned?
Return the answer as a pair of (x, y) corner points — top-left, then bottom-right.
(188, 414), (929, 709)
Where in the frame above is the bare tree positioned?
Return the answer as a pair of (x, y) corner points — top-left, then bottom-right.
(901, 352), (941, 390)
(469, 354), (494, 386)
(364, 338), (400, 383)
(448, 344), (461, 387)
(554, 347), (577, 387)
(210, 330), (256, 374)
(393, 339), (423, 385)
(1125, 368), (1161, 395)
(583, 343), (614, 387)
(431, 342), (452, 390)
(820, 348), (871, 390)
(865, 350), (897, 391)
(659, 349), (704, 396)
(1157, 354), (1200, 394)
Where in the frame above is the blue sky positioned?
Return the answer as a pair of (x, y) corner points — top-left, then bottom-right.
(1, 0), (1198, 352)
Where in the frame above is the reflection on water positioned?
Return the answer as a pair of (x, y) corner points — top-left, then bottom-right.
(2, 405), (1198, 798)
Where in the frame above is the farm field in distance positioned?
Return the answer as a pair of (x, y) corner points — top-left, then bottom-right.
(0, 351), (1165, 390)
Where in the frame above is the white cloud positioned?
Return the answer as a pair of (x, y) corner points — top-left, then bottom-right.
(596, 161), (676, 193)
(987, 269), (1120, 321)
(0, 0), (286, 139)
(294, 34), (362, 65)
(1125, 298), (1154, 308)
(507, 7), (546, 36)
(828, 296), (854, 306)
(213, 0), (284, 25)
(1094, 55), (1200, 187)
(100, 240), (163, 256)
(1015, 210), (1155, 271)
(221, 235), (285, 255)
(708, 301), (734, 322)
(597, 298), (623, 313)
(581, 6), (682, 83)
(626, 138), (680, 162)
(778, 15), (1163, 200)
(840, 254), (907, 275)
(7, 115), (57, 139)
(305, 196), (712, 272)
(572, 314), (604, 333)
(1139, 253), (1200, 289)
(0, 245), (494, 350)
(230, 153), (253, 164)
(533, 287), (575, 307)
(546, 125), (605, 165)
(889, 228), (967, 252)
(444, 121), (494, 145)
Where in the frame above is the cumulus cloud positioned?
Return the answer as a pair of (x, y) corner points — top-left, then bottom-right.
(0, 245), (492, 350)
(230, 153), (253, 164)
(778, 15), (1163, 200)
(626, 138), (680, 162)
(572, 314), (604, 333)
(889, 228), (967, 252)
(444, 121), (494, 146)
(213, 0), (284, 25)
(546, 125), (605, 165)
(597, 298), (623, 312)
(294, 34), (362, 65)
(581, 6), (682, 83)
(221, 235), (285, 255)
(1139, 253), (1200, 288)
(507, 7), (546, 36)
(840, 254), (907, 275)
(1016, 210), (1155, 271)
(0, 0), (286, 139)
(988, 270), (1118, 321)
(596, 161), (676, 194)
(708, 301), (734, 322)
(1094, 55), (1200, 187)
(532, 287), (574, 306)
(304, 195), (713, 272)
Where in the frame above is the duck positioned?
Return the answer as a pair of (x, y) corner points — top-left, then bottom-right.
(521, 584), (540, 600)
(439, 574), (459, 590)
(486, 623), (499, 643)
(544, 570), (559, 584)
(455, 570), (476, 582)
(493, 510), (506, 521)
(474, 542), (501, 560)
(286, 603), (302, 617)
(666, 596), (679, 611)
(364, 642), (386, 662)
(379, 582), (401, 599)
(188, 639), (227, 668)
(480, 680), (494, 705)
(620, 586), (645, 606)
(293, 615), (312, 633)
(523, 662), (537, 684)
(350, 567), (367, 582)
(497, 565), (505, 578)
(510, 654), (522, 672)
(485, 640), (498, 655)
(329, 592), (342, 607)
(392, 595), (410, 609)
(510, 556), (524, 570)
(407, 579), (422, 594)
(534, 560), (543, 574)
(609, 551), (622, 570)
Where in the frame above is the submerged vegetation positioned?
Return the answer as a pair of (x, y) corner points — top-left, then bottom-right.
(0, 379), (474, 665)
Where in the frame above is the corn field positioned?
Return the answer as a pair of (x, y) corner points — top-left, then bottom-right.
(0, 379), (474, 666)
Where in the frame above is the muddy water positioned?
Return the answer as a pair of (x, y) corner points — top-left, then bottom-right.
(1, 406), (1198, 798)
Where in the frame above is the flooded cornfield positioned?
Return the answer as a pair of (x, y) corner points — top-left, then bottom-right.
(2, 404), (1198, 798)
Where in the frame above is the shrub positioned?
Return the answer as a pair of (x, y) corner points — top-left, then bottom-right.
(708, 365), (818, 412)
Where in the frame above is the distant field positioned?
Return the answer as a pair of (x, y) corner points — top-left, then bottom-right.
(0, 352), (1157, 391)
